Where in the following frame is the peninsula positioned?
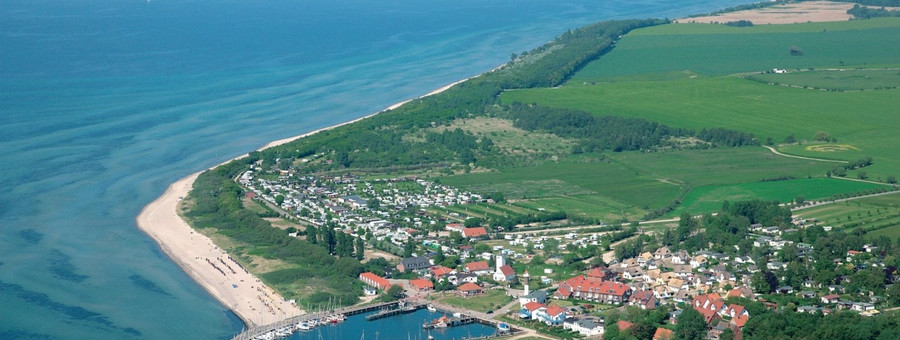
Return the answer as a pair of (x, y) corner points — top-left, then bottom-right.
(142, 2), (900, 339)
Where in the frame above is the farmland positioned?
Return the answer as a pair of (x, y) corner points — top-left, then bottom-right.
(795, 192), (900, 238)
(744, 68), (900, 91)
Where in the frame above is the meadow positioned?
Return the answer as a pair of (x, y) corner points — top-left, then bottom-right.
(443, 147), (872, 221)
(795, 192), (900, 239)
(744, 69), (900, 91)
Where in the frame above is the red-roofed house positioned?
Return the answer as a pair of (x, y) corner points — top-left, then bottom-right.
(463, 227), (487, 238)
(464, 261), (491, 275)
(519, 302), (546, 319)
(653, 327), (673, 340)
(457, 282), (484, 297)
(533, 305), (568, 325)
(629, 290), (658, 310)
(692, 293), (726, 324)
(723, 304), (748, 319)
(445, 223), (464, 233)
(409, 278), (434, 291)
(494, 264), (516, 282)
(359, 272), (391, 291)
(822, 294), (840, 304)
(431, 266), (454, 278)
(726, 286), (755, 300)
(585, 267), (616, 281)
(731, 314), (750, 328)
(554, 275), (630, 304)
(617, 320), (634, 331)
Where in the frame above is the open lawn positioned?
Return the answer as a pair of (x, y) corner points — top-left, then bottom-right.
(676, 178), (890, 214)
(570, 18), (900, 80)
(440, 289), (513, 313)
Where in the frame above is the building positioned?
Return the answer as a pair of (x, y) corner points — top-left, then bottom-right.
(463, 227), (487, 238)
(563, 317), (604, 337)
(464, 261), (492, 275)
(653, 327), (673, 340)
(533, 305), (568, 325)
(629, 290), (658, 310)
(519, 290), (548, 307)
(397, 256), (431, 272)
(409, 278), (434, 291)
(554, 275), (630, 304)
(359, 272), (391, 291)
(493, 254), (516, 282)
(520, 302), (545, 319)
(457, 282), (484, 297)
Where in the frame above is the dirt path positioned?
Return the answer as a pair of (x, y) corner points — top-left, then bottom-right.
(762, 145), (847, 163)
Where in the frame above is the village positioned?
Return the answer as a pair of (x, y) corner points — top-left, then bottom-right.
(238, 166), (899, 339)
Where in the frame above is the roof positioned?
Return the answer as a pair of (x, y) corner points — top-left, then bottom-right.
(560, 275), (629, 296)
(823, 294), (840, 299)
(463, 227), (487, 238)
(545, 305), (566, 317)
(409, 278), (434, 290)
(523, 302), (545, 311)
(732, 314), (749, 328)
(524, 290), (548, 300)
(431, 266), (453, 277)
(465, 261), (490, 272)
(499, 264), (515, 277)
(399, 256), (431, 270)
(653, 327), (673, 340)
(617, 320), (634, 330)
(359, 272), (391, 289)
(458, 282), (483, 292)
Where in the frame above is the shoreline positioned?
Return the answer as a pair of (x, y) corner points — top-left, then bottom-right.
(135, 72), (486, 329)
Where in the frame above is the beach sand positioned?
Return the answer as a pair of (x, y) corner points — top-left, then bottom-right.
(136, 73), (483, 329)
(675, 1), (854, 25)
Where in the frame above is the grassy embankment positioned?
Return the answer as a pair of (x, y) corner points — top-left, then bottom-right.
(494, 18), (900, 217)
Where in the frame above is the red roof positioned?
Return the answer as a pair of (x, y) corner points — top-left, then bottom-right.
(359, 272), (391, 290)
(823, 294), (840, 300)
(499, 264), (515, 277)
(732, 314), (749, 328)
(617, 320), (634, 330)
(465, 261), (490, 272)
(458, 282), (483, 292)
(653, 327), (673, 340)
(726, 304), (746, 317)
(560, 275), (629, 296)
(431, 266), (453, 277)
(409, 278), (434, 290)
(545, 305), (566, 317)
(523, 302), (545, 311)
(463, 227), (487, 238)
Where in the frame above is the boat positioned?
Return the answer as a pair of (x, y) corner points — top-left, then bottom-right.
(497, 322), (510, 333)
(427, 304), (437, 312)
(298, 322), (312, 331)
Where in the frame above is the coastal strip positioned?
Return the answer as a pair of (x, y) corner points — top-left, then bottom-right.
(136, 73), (487, 328)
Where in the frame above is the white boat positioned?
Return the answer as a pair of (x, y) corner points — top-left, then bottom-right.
(298, 322), (312, 331)
(427, 304), (437, 312)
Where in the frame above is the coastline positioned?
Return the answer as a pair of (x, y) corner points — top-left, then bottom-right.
(135, 73), (484, 329)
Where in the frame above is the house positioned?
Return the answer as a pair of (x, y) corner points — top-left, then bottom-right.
(623, 266), (644, 280)
(563, 317), (604, 337)
(519, 290), (548, 307)
(397, 256), (432, 272)
(519, 302), (545, 319)
(586, 267), (616, 281)
(409, 278), (434, 291)
(464, 261), (492, 275)
(363, 286), (378, 296)
(726, 286), (755, 300)
(533, 305), (568, 325)
(457, 282), (484, 297)
(654, 246), (672, 259)
(653, 327), (673, 340)
(630, 290), (658, 310)
(555, 275), (630, 304)
(359, 272), (391, 291)
(617, 320), (634, 331)
(821, 294), (840, 304)
(494, 265), (516, 282)
(722, 304), (748, 319)
(775, 286), (794, 294)
(851, 302), (875, 312)
(431, 265), (454, 278)
(692, 293), (726, 324)
(462, 227), (487, 238)
(447, 272), (478, 285)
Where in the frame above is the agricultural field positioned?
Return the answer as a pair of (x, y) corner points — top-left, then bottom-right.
(744, 68), (900, 91)
(570, 18), (900, 80)
(675, 178), (890, 214)
(795, 192), (900, 238)
(443, 147), (872, 220)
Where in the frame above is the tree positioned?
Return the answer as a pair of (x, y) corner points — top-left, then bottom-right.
(675, 307), (707, 340)
(887, 175), (897, 184)
(751, 271), (775, 294)
(274, 194), (284, 205)
(355, 237), (365, 261)
(382, 285), (404, 302)
(306, 225), (318, 244)
(464, 217), (483, 228)
(887, 280), (900, 306)
(794, 195), (806, 205)
(790, 46), (803, 56)
(367, 198), (380, 210)
(544, 238), (561, 257)
(720, 328), (735, 340)
(434, 246), (446, 264)
(403, 238), (415, 257)
(858, 171), (868, 180)
(784, 134), (797, 144)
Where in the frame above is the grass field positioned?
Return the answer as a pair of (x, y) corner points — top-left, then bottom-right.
(501, 76), (899, 180)
(676, 178), (889, 214)
(795, 192), (900, 237)
(570, 18), (900, 80)
(745, 69), (900, 91)
(439, 289), (512, 313)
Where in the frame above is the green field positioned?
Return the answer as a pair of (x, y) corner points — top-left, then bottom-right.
(570, 18), (900, 80)
(676, 178), (890, 214)
(795, 193), (900, 237)
(439, 289), (513, 313)
(745, 69), (900, 91)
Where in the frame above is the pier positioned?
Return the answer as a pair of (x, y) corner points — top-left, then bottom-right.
(231, 301), (401, 340)
(364, 302), (425, 320)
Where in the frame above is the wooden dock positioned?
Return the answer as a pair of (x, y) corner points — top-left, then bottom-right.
(364, 302), (424, 320)
(231, 301), (401, 340)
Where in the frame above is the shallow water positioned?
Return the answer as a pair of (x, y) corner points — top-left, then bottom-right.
(0, 0), (748, 338)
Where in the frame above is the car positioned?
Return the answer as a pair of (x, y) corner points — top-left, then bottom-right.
(486, 310), (493, 314)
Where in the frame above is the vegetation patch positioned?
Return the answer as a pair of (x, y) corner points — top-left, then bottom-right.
(745, 68), (900, 91)
(805, 144), (860, 152)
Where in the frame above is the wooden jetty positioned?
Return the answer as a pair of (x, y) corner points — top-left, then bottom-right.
(364, 302), (424, 321)
(231, 301), (401, 340)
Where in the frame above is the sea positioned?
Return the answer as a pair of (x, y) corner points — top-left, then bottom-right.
(1, 0), (749, 339)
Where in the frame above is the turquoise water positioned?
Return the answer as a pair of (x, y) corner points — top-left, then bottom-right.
(0, 0), (748, 339)
(290, 309), (494, 340)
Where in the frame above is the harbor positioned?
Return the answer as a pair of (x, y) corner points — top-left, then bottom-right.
(232, 300), (516, 340)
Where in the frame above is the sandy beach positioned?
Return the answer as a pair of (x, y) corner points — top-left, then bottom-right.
(676, 1), (854, 25)
(135, 74), (481, 329)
